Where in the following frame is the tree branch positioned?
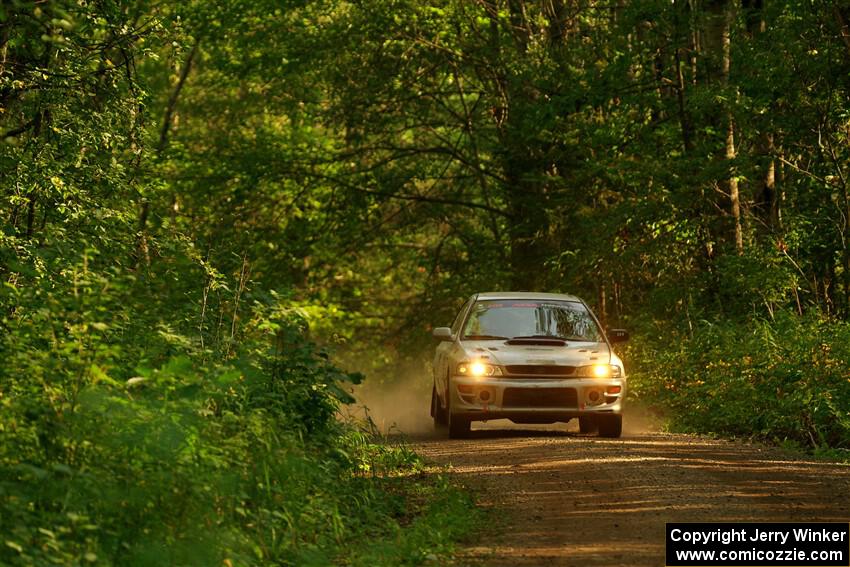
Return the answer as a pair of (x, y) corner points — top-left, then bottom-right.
(307, 171), (510, 217)
(158, 42), (199, 155)
(2, 117), (37, 139)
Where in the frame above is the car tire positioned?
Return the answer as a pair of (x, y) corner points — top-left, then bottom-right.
(597, 414), (622, 438)
(446, 382), (471, 438)
(448, 413), (471, 438)
(431, 386), (448, 427)
(579, 416), (597, 434)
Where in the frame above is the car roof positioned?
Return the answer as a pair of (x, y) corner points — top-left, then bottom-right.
(474, 291), (583, 303)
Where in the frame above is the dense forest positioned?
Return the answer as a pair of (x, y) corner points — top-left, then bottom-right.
(2, 0), (850, 564)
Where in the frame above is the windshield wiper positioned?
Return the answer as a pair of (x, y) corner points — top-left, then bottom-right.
(463, 334), (509, 340)
(510, 334), (573, 341)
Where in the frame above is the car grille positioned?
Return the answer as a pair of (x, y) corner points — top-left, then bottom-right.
(502, 387), (578, 408)
(504, 365), (575, 377)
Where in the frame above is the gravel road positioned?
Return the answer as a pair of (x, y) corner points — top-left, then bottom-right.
(412, 419), (850, 566)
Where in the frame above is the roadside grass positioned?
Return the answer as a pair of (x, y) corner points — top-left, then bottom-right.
(811, 447), (850, 463)
(626, 314), (850, 457)
(628, 314), (850, 458)
(329, 431), (482, 566)
(628, 391), (850, 464)
(0, 420), (481, 567)
(0, 329), (481, 567)
(342, 471), (481, 566)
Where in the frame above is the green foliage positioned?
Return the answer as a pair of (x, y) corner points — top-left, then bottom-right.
(345, 475), (481, 567)
(0, 2), (480, 563)
(0, 280), (474, 564)
(629, 313), (850, 450)
(4, 0), (850, 562)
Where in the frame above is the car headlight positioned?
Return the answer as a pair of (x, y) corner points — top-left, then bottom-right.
(457, 361), (501, 377)
(576, 364), (622, 378)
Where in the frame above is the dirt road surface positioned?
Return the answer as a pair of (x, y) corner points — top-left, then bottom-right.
(412, 419), (850, 566)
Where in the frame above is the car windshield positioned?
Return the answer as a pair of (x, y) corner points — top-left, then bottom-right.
(462, 300), (602, 342)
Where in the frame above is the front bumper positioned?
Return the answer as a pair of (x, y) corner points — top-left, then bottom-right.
(449, 375), (625, 422)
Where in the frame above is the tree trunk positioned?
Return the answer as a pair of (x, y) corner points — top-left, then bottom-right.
(502, 0), (548, 290)
(755, 133), (780, 228)
(706, 0), (744, 255)
(546, 0), (568, 45)
(25, 196), (36, 238)
(134, 42), (199, 268)
(833, 5), (850, 57)
(24, 109), (45, 239)
(721, 2), (744, 255)
(597, 282), (607, 329)
(507, 0), (529, 52)
(505, 160), (548, 291)
(744, 1), (779, 232)
(674, 47), (694, 153)
(726, 120), (744, 255)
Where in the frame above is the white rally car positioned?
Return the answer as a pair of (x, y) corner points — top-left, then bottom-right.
(430, 292), (629, 438)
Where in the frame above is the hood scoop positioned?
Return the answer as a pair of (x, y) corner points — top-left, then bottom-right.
(505, 338), (566, 347)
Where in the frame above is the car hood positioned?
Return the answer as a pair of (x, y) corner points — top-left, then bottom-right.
(460, 340), (612, 367)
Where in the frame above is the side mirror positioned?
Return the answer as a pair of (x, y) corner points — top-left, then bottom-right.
(432, 327), (453, 341)
(607, 329), (629, 343)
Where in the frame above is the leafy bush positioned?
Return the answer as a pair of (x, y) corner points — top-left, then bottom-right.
(0, 248), (473, 565)
(629, 313), (850, 450)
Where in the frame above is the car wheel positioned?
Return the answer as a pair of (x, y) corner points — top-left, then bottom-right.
(597, 414), (622, 438)
(448, 412), (470, 438)
(431, 386), (448, 427)
(579, 416), (597, 434)
(445, 382), (470, 439)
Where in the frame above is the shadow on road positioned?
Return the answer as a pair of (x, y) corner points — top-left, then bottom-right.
(389, 419), (580, 443)
(392, 413), (659, 443)
(411, 427), (850, 566)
